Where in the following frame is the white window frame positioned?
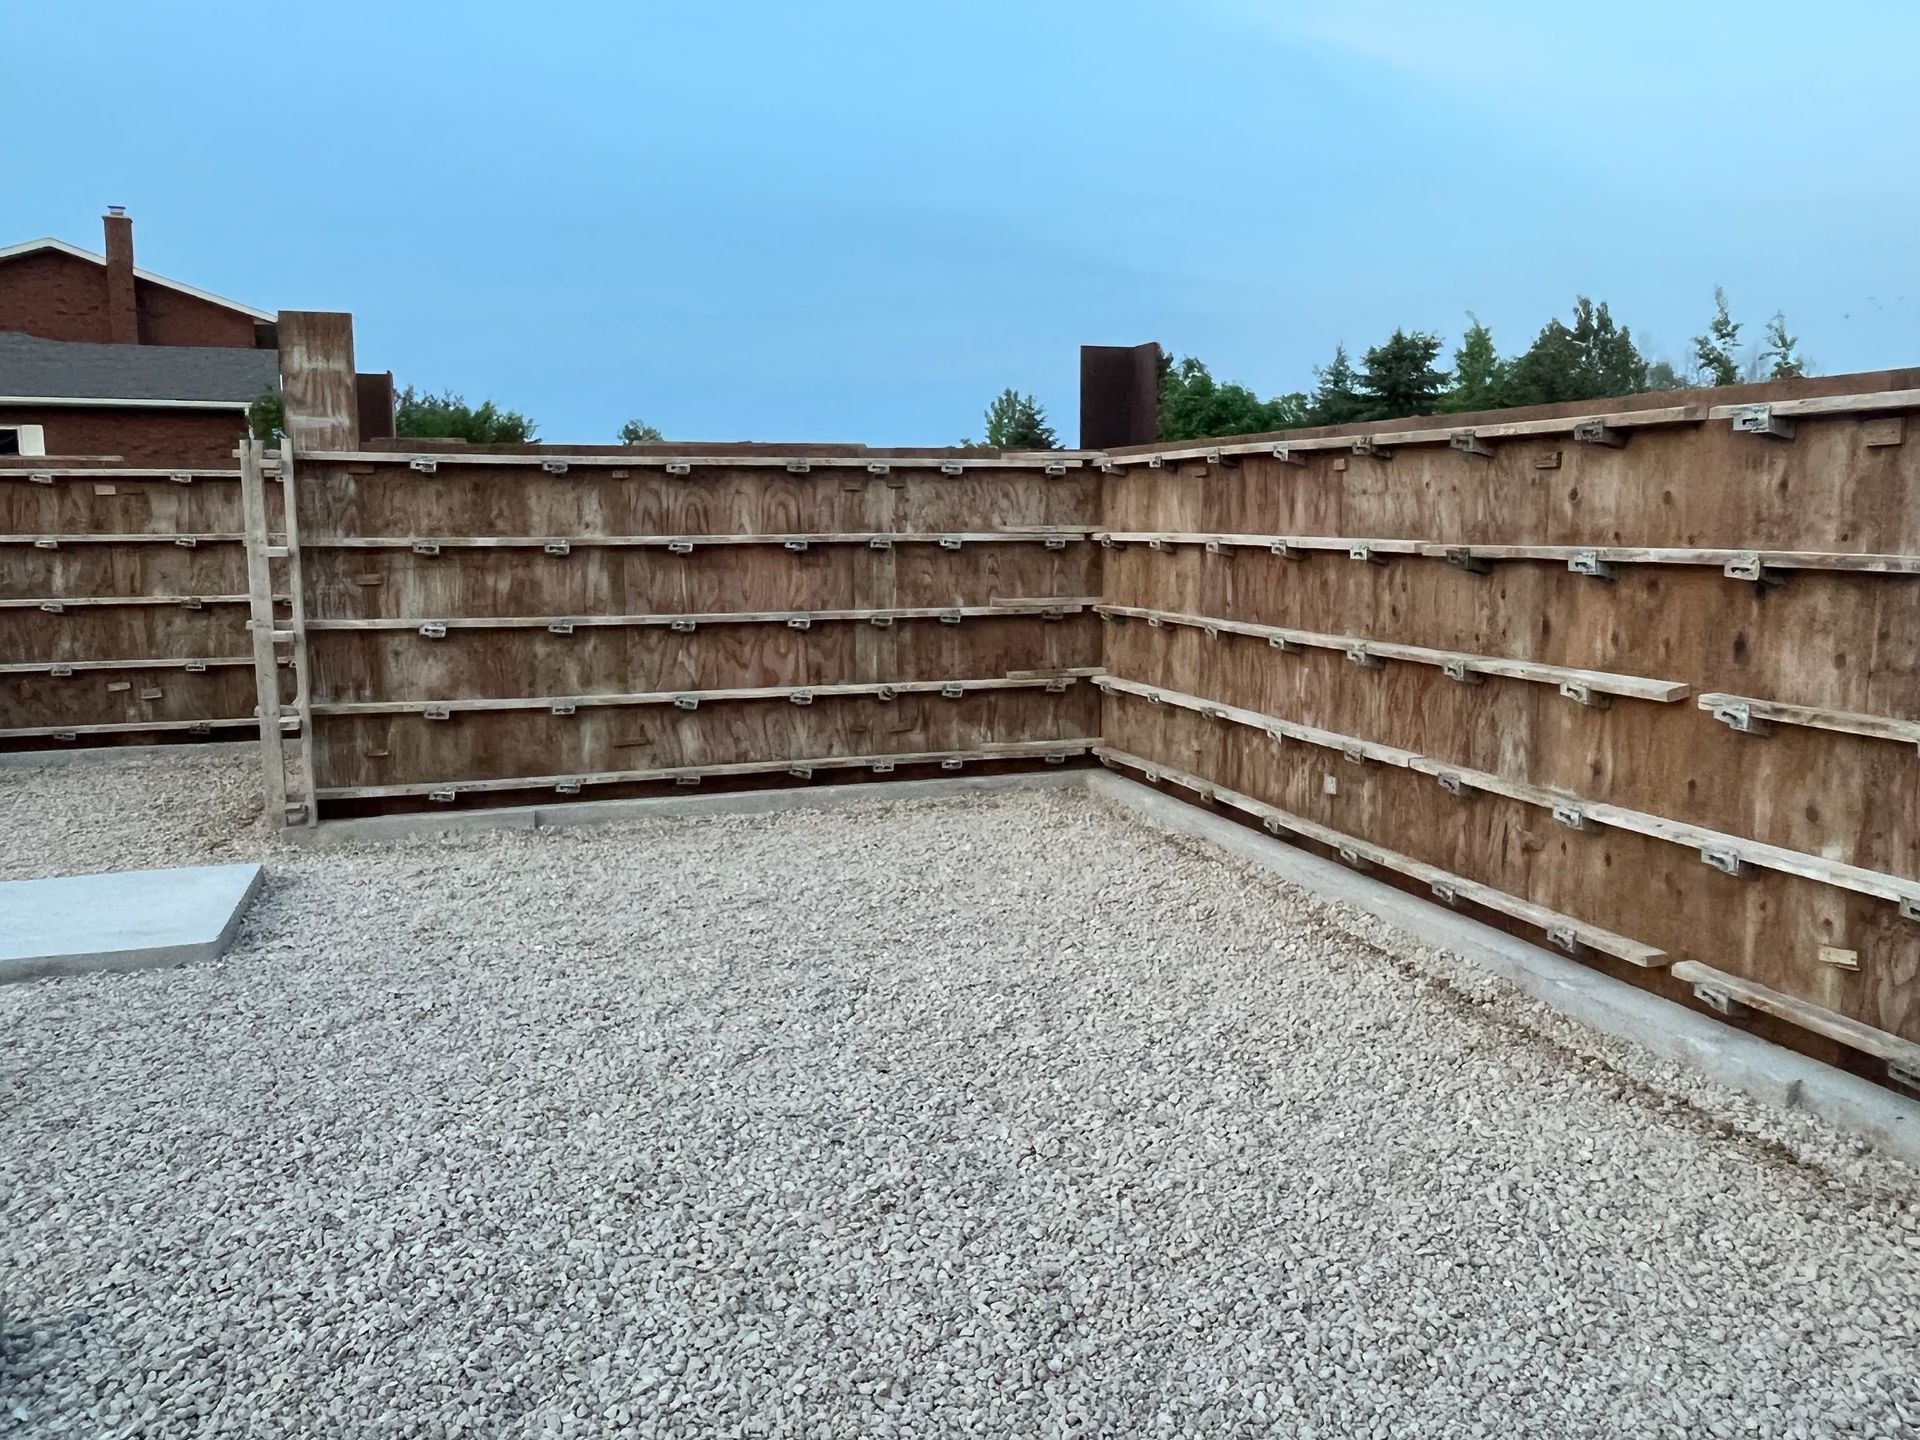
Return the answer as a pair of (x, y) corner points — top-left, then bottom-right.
(0, 423), (47, 457)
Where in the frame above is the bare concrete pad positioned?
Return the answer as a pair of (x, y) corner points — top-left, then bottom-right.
(0, 862), (264, 984)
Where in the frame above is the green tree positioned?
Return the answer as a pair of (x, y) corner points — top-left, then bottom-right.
(248, 389), (284, 440)
(981, 388), (1059, 449)
(1356, 329), (1448, 421)
(1692, 287), (1742, 387)
(1307, 344), (1365, 426)
(394, 386), (539, 444)
(1158, 356), (1307, 440)
(1761, 312), (1806, 379)
(1438, 314), (1506, 413)
(1644, 359), (1687, 391)
(1504, 297), (1648, 406)
(618, 419), (664, 444)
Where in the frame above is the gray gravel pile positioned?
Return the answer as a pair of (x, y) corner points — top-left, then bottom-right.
(3, 754), (1919, 1438)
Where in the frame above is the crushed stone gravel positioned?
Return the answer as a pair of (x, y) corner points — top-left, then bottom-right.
(3, 751), (1919, 1438)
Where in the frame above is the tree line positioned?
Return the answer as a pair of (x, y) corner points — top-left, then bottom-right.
(247, 289), (1809, 452)
(1152, 289), (1808, 441)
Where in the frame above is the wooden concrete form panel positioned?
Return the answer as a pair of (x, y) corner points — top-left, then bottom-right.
(311, 686), (1098, 790)
(295, 543), (1099, 623)
(0, 603), (261, 665)
(1, 544), (250, 602)
(0, 665), (271, 731)
(304, 614), (1100, 705)
(300, 463), (1099, 539)
(1100, 384), (1920, 1069)
(1102, 688), (1916, 1051)
(0, 475), (273, 536)
(1103, 619), (1920, 880)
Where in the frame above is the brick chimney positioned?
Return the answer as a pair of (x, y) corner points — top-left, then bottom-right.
(102, 206), (139, 344)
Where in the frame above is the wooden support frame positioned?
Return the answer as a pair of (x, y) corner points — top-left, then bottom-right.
(1698, 693), (1920, 752)
(308, 672), (1096, 718)
(1098, 532), (1920, 578)
(1670, 961), (1920, 1077)
(1097, 677), (1920, 912)
(1095, 746), (1666, 967)
(303, 600), (1098, 634)
(303, 529), (1094, 550)
(238, 437), (291, 822)
(1100, 605), (1689, 704)
(300, 450), (1090, 473)
(313, 738), (1097, 801)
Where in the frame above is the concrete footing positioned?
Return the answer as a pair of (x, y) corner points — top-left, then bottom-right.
(0, 862), (265, 984)
(1083, 768), (1920, 1169)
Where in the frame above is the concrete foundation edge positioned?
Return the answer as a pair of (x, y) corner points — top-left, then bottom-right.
(283, 768), (1091, 847)
(1084, 769), (1920, 1170)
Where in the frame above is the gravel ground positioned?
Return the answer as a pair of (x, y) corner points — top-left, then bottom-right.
(4, 752), (1920, 1439)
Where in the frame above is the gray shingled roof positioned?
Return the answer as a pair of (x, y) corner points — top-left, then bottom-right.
(0, 330), (279, 403)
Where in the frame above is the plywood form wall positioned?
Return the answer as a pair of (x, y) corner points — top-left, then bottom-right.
(1, 461), (288, 746)
(278, 454), (1102, 810)
(1096, 374), (1920, 1075)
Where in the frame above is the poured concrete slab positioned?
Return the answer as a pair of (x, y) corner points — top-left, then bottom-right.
(0, 862), (264, 984)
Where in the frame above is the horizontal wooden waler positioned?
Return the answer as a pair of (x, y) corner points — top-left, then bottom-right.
(1671, 962), (1920, 1085)
(309, 672), (1098, 718)
(0, 467), (271, 483)
(301, 451), (1091, 473)
(302, 600), (1099, 633)
(1096, 532), (1920, 577)
(1094, 387), (1920, 466)
(1094, 746), (1665, 967)
(0, 655), (258, 675)
(1099, 605), (1690, 704)
(303, 529), (1093, 551)
(0, 717), (255, 740)
(1698, 693), (1920, 750)
(1097, 676), (1920, 914)
(314, 738), (1099, 801)
(0, 594), (273, 611)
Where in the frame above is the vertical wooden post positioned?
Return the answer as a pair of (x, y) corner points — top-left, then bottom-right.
(238, 437), (289, 825)
(278, 311), (359, 453)
(275, 442), (320, 824)
(273, 312), (354, 826)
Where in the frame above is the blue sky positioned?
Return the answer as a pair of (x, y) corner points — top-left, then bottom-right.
(8, 1), (1916, 444)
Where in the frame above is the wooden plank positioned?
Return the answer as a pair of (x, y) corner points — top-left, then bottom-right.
(304, 530), (1094, 549)
(278, 312), (359, 453)
(1697, 693), (1920, 749)
(1670, 961), (1920, 1069)
(278, 441), (319, 825)
(1706, 389), (1920, 421)
(1, 717), (256, 739)
(299, 452), (1088, 471)
(1095, 746), (1666, 967)
(1, 534), (249, 546)
(302, 601), (1096, 632)
(1096, 533), (1920, 575)
(0, 656), (254, 674)
(314, 738), (1097, 800)
(1094, 675), (1424, 769)
(310, 673), (1090, 717)
(0, 595), (262, 610)
(1098, 404), (1712, 464)
(238, 438), (289, 823)
(0, 469), (251, 482)
(1101, 678), (1920, 910)
(1100, 604), (1689, 703)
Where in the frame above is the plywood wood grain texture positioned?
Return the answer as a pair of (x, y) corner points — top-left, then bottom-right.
(1098, 380), (1920, 1075)
(0, 464), (285, 746)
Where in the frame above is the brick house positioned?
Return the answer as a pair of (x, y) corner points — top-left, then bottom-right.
(0, 208), (286, 465)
